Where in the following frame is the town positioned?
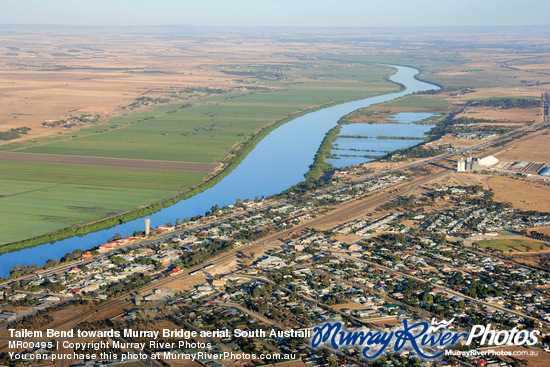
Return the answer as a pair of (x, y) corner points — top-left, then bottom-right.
(1, 132), (550, 366)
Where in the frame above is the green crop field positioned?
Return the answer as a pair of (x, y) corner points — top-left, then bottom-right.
(0, 178), (175, 245)
(0, 161), (205, 191)
(476, 238), (550, 253)
(0, 161), (207, 244)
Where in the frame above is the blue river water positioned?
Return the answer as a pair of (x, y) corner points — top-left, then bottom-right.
(0, 65), (438, 277)
(328, 111), (437, 168)
(338, 122), (434, 137)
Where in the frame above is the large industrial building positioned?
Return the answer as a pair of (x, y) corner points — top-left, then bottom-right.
(457, 155), (500, 172)
(457, 155), (480, 172)
(508, 161), (550, 176)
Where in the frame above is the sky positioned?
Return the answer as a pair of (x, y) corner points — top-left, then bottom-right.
(0, 0), (549, 28)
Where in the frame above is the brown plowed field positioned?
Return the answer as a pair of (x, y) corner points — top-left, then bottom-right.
(0, 151), (217, 173)
(485, 175), (550, 212)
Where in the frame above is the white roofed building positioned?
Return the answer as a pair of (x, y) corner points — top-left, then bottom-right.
(479, 155), (499, 167)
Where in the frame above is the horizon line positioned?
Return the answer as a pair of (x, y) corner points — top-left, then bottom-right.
(1, 23), (549, 29)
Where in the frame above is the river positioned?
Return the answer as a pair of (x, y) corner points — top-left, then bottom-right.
(0, 64), (438, 277)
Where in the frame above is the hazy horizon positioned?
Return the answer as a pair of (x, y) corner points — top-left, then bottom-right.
(1, 0), (549, 28)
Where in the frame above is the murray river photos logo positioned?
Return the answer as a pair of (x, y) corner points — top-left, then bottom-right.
(310, 318), (540, 359)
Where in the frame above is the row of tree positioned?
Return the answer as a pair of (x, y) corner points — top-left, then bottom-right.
(466, 97), (540, 109)
(520, 229), (550, 243)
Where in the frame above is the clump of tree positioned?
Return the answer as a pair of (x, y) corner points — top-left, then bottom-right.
(323, 294), (347, 305)
(125, 97), (171, 110)
(107, 233), (123, 242)
(75, 319), (114, 331)
(42, 114), (99, 128)
(379, 195), (426, 211)
(415, 87), (475, 95)
(176, 239), (234, 269)
(8, 264), (39, 278)
(9, 314), (54, 330)
(105, 273), (151, 297)
(181, 86), (227, 94)
(386, 144), (447, 161)
(220, 70), (283, 80)
(0, 127), (31, 140)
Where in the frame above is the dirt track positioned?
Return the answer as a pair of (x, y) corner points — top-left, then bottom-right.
(0, 151), (218, 173)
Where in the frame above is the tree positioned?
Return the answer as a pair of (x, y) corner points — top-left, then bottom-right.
(395, 233), (406, 243)
(109, 233), (122, 241)
(435, 233), (447, 245)
(252, 287), (261, 298)
(46, 259), (60, 268)
(422, 293), (433, 304)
